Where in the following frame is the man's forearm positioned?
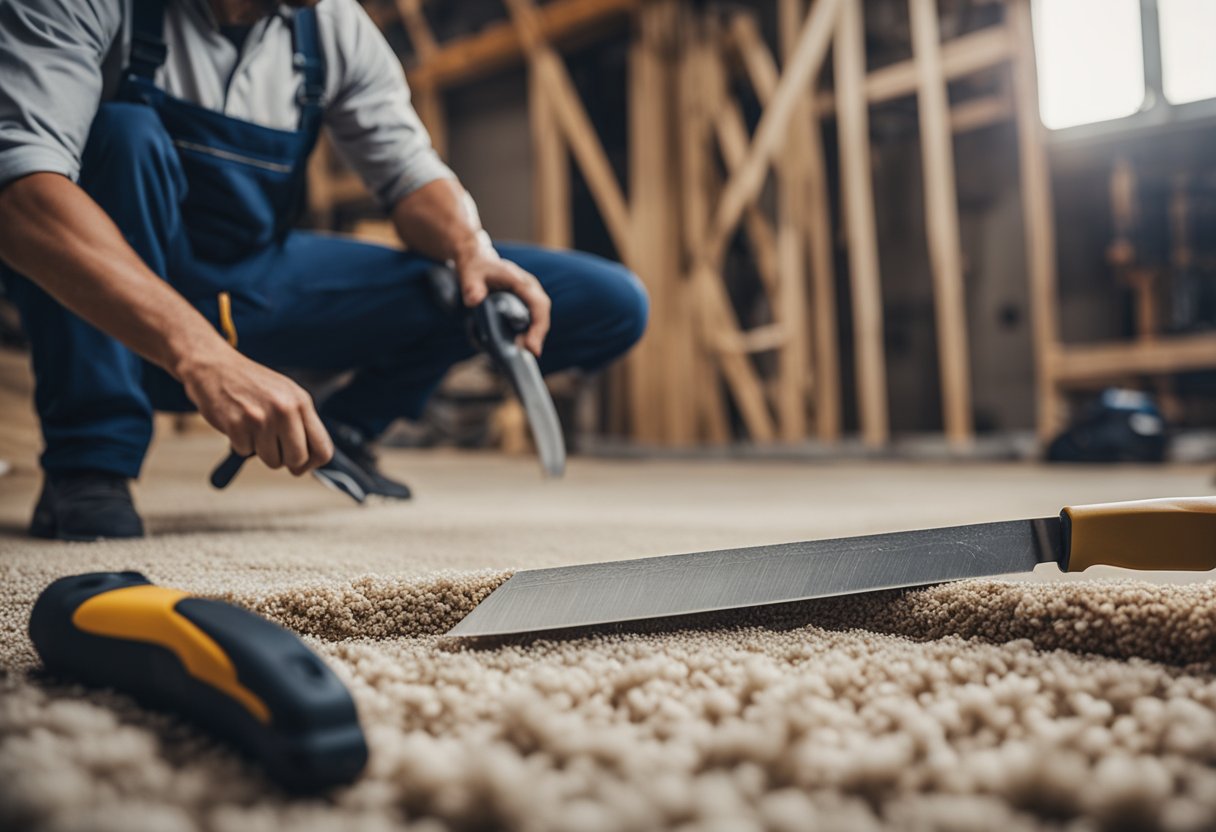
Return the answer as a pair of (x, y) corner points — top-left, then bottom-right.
(390, 177), (492, 266)
(0, 172), (231, 377)
(391, 176), (552, 354)
(0, 171), (333, 472)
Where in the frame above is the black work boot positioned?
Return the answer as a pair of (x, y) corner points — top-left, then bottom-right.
(30, 471), (145, 541)
(320, 418), (412, 501)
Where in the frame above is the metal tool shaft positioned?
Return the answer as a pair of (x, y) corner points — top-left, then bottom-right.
(448, 518), (1063, 637)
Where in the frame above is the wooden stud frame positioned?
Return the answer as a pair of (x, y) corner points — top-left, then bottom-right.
(327, 0), (1161, 449)
(909, 0), (973, 446)
(728, 12), (841, 441)
(834, 0), (890, 447)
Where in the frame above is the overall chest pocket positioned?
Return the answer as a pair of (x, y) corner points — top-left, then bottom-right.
(150, 91), (313, 265)
(173, 136), (301, 264)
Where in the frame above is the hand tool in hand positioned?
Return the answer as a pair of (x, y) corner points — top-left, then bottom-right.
(210, 445), (370, 504)
(29, 572), (369, 791)
(427, 264), (565, 478)
(447, 496), (1216, 638)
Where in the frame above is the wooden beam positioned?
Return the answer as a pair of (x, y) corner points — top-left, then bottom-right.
(729, 13), (841, 442)
(693, 263), (777, 441)
(504, 0), (633, 262)
(716, 323), (789, 355)
(813, 24), (1015, 115)
(413, 88), (449, 159)
(407, 0), (640, 90)
(682, 31), (780, 442)
(1008, 0), (1063, 440)
(910, 0), (973, 446)
(395, 0), (439, 58)
(542, 50), (633, 258)
(530, 71), (571, 248)
(774, 0), (812, 442)
(649, 1), (698, 445)
(495, 40), (539, 453)
(394, 0), (448, 157)
(798, 57), (842, 443)
(679, 27), (731, 443)
(707, 60), (780, 300)
(705, 0), (844, 265)
(949, 92), (1013, 133)
(871, 25), (1013, 104)
(1053, 333), (1216, 381)
(835, 0), (890, 447)
(625, 2), (669, 443)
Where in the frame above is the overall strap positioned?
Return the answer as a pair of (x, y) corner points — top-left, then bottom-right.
(127, 0), (168, 79)
(290, 7), (326, 133)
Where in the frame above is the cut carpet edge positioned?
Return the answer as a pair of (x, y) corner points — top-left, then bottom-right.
(212, 572), (1215, 669)
(2, 571), (1215, 832)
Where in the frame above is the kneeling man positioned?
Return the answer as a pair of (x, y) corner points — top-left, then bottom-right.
(0, 0), (648, 539)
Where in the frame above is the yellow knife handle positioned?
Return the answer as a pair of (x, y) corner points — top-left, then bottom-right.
(1061, 496), (1216, 572)
(29, 572), (368, 792)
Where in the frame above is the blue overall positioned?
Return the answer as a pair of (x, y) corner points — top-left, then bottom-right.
(5, 0), (648, 479)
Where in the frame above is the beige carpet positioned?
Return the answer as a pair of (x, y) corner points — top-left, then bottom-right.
(1, 349), (1215, 831)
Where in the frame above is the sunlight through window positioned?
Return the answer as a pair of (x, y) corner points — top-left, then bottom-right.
(1032, 0), (1146, 130)
(1159, 0), (1216, 105)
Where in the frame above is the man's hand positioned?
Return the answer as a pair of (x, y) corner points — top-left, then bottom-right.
(456, 246), (551, 357)
(178, 349), (333, 475)
(390, 180), (552, 357)
(0, 173), (332, 478)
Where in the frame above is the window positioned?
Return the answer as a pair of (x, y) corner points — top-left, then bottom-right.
(1032, 0), (1216, 132)
(1031, 0), (1146, 131)
(1159, 0), (1216, 105)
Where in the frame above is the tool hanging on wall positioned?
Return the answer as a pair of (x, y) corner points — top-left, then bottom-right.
(29, 572), (368, 792)
(209, 264), (564, 496)
(447, 496), (1216, 638)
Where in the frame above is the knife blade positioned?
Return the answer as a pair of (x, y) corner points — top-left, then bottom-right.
(446, 496), (1216, 638)
(427, 266), (566, 479)
(210, 446), (369, 504)
(497, 345), (566, 478)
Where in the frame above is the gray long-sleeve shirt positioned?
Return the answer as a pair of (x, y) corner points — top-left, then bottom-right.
(0, 0), (453, 207)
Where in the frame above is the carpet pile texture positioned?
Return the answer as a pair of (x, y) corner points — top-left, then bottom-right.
(1, 346), (1214, 830)
(3, 552), (1215, 831)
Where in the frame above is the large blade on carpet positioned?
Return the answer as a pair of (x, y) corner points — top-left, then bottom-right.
(447, 497), (1216, 637)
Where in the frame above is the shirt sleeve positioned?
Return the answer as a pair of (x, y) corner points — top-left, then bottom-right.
(0, 0), (121, 190)
(318, 0), (454, 209)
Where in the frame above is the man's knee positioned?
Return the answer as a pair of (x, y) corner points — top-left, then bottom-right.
(551, 258), (649, 370)
(611, 267), (649, 350)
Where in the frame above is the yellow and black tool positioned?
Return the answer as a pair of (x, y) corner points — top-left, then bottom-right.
(29, 572), (368, 792)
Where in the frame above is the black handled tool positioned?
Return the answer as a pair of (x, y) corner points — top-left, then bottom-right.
(29, 572), (368, 792)
(210, 264), (565, 487)
(210, 450), (250, 489)
(427, 265), (566, 478)
(210, 445), (369, 503)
